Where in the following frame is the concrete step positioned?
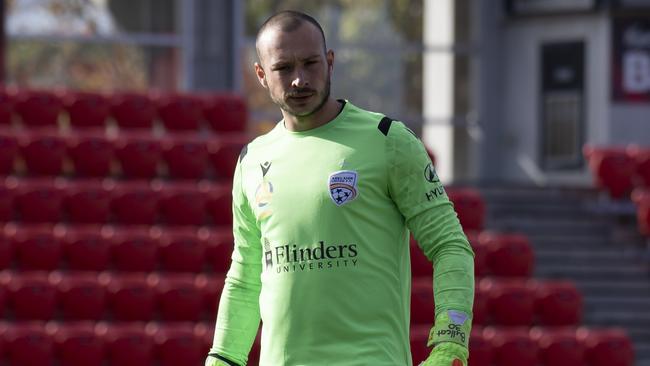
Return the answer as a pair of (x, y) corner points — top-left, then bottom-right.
(584, 296), (650, 313)
(534, 249), (643, 267)
(585, 310), (650, 328)
(490, 219), (612, 236)
(535, 264), (649, 281)
(526, 235), (612, 249)
(576, 280), (650, 297)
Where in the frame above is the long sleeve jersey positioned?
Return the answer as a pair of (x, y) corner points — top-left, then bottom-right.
(211, 101), (475, 366)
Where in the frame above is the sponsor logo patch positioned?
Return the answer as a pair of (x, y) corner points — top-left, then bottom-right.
(424, 163), (440, 183)
(328, 170), (359, 206)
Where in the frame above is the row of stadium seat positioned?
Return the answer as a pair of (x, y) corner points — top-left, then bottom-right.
(632, 188), (650, 237)
(411, 325), (634, 366)
(411, 277), (583, 327)
(0, 129), (246, 179)
(0, 89), (247, 131)
(0, 178), (232, 225)
(583, 144), (650, 199)
(0, 224), (233, 273)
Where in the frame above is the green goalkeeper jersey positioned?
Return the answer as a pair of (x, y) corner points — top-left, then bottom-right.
(211, 101), (474, 366)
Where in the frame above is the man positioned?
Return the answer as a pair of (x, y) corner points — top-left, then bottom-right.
(205, 10), (474, 366)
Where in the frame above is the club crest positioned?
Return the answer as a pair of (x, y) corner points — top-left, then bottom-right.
(328, 170), (359, 206)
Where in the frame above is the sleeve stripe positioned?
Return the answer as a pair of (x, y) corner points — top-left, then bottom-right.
(239, 144), (249, 163)
(377, 116), (394, 136)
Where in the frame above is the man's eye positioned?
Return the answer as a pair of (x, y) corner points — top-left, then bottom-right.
(275, 66), (290, 72)
(306, 61), (317, 66)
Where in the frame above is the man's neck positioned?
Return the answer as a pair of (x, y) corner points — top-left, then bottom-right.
(283, 98), (342, 132)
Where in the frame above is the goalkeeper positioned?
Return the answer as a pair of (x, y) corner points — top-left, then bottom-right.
(206, 10), (474, 366)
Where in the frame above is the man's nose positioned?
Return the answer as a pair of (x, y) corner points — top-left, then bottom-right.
(291, 69), (308, 88)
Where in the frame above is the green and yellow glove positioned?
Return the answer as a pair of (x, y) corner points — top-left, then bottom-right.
(205, 355), (239, 366)
(419, 310), (471, 366)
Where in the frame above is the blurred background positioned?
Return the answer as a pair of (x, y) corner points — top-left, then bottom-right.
(0, 0), (649, 365)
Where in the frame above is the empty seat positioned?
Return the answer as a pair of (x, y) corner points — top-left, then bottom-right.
(0, 177), (18, 221)
(4, 322), (55, 366)
(19, 131), (67, 176)
(159, 182), (208, 226)
(6, 224), (62, 271)
(411, 277), (434, 325)
(195, 273), (225, 317)
(485, 327), (539, 366)
(207, 134), (249, 180)
(472, 285), (489, 326)
(149, 323), (204, 366)
(632, 188), (650, 237)
(111, 92), (156, 129)
(111, 181), (160, 225)
(111, 226), (159, 272)
(583, 145), (636, 199)
(0, 88), (15, 125)
(1, 271), (57, 320)
(101, 272), (156, 321)
(64, 91), (111, 129)
(206, 183), (233, 226)
(410, 325), (431, 365)
(410, 236), (432, 277)
(628, 145), (650, 187)
(577, 328), (634, 366)
(62, 225), (112, 271)
(534, 280), (583, 326)
(65, 179), (114, 224)
(14, 89), (63, 127)
(530, 327), (585, 366)
(445, 188), (485, 231)
(0, 130), (18, 174)
(15, 179), (67, 223)
(52, 271), (106, 320)
(100, 322), (154, 366)
(480, 278), (536, 326)
(204, 228), (233, 273)
(157, 93), (204, 131)
(115, 133), (163, 179)
(466, 231), (489, 277)
(67, 132), (115, 177)
(480, 232), (534, 278)
(159, 227), (206, 272)
(50, 322), (105, 366)
(162, 135), (209, 179)
(468, 327), (494, 366)
(153, 273), (203, 321)
(193, 322), (215, 355)
(0, 230), (13, 270)
(204, 94), (247, 132)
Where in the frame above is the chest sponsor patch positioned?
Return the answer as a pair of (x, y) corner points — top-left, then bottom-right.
(328, 170), (359, 206)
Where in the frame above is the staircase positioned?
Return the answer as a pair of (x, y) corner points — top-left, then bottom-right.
(479, 185), (650, 366)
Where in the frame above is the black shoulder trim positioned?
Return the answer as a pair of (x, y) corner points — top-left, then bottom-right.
(238, 144), (248, 163)
(378, 116), (394, 136)
(208, 353), (241, 366)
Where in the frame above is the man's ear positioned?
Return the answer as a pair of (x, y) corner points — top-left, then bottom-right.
(255, 62), (268, 88)
(326, 50), (335, 72)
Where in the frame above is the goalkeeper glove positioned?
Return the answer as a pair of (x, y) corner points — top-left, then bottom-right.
(205, 355), (240, 366)
(419, 310), (471, 366)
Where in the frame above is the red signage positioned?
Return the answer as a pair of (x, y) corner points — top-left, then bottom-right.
(612, 17), (650, 102)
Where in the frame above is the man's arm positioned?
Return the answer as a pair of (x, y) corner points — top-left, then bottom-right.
(207, 152), (263, 366)
(385, 121), (475, 365)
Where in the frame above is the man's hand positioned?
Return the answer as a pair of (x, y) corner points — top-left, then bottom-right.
(205, 355), (237, 366)
(419, 310), (471, 366)
(418, 342), (468, 366)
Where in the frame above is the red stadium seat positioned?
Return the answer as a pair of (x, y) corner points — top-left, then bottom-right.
(577, 328), (634, 366)
(0, 177), (18, 222)
(153, 273), (203, 321)
(159, 182), (208, 226)
(65, 179), (114, 224)
(445, 187), (485, 231)
(67, 131), (115, 177)
(159, 227), (206, 272)
(410, 236), (433, 277)
(410, 325), (431, 365)
(111, 181), (160, 225)
(473, 285), (489, 326)
(0, 130), (18, 174)
(19, 131), (66, 176)
(115, 133), (162, 179)
(100, 322), (154, 366)
(194, 322), (215, 355)
(14, 89), (63, 127)
(162, 135), (209, 179)
(149, 323), (204, 366)
(628, 145), (650, 187)
(157, 93), (204, 131)
(62, 225), (112, 271)
(485, 327), (539, 366)
(204, 228), (233, 273)
(583, 145), (636, 199)
(480, 278), (536, 326)
(111, 92), (156, 129)
(207, 134), (249, 180)
(50, 322), (105, 366)
(530, 327), (586, 366)
(111, 226), (160, 272)
(206, 183), (233, 226)
(1, 271), (57, 320)
(479, 232), (534, 278)
(0, 230), (13, 270)
(196, 273), (225, 318)
(101, 272), (156, 321)
(5, 224), (62, 271)
(4, 322), (55, 366)
(0, 88), (15, 125)
(469, 327), (494, 366)
(632, 189), (650, 237)
(411, 277), (434, 324)
(15, 178), (66, 223)
(534, 281), (583, 326)
(204, 94), (247, 132)
(466, 231), (489, 277)
(64, 91), (111, 129)
(52, 271), (106, 320)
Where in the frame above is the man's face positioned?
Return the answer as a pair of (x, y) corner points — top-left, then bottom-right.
(255, 23), (333, 118)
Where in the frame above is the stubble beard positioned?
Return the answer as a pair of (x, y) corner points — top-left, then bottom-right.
(271, 72), (331, 119)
